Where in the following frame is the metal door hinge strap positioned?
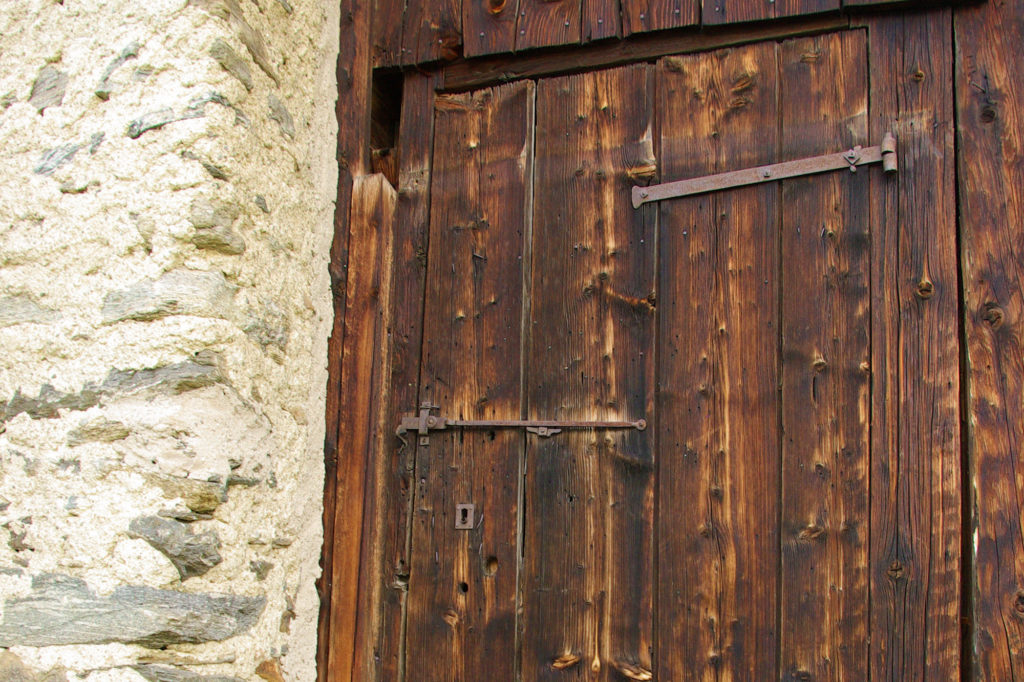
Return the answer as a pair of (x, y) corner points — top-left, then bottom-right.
(396, 404), (646, 444)
(632, 132), (897, 208)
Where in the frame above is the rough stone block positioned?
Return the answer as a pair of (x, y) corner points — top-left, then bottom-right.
(128, 516), (223, 580)
(209, 39), (253, 91)
(29, 65), (68, 112)
(133, 664), (243, 682)
(101, 269), (237, 324)
(0, 573), (265, 648)
(66, 417), (131, 446)
(0, 296), (60, 327)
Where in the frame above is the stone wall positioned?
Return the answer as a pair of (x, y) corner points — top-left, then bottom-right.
(0, 0), (339, 679)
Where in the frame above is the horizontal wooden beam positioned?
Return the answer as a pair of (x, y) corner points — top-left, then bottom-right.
(441, 14), (851, 91)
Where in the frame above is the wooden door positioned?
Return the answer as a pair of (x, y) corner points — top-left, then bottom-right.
(396, 27), (960, 681)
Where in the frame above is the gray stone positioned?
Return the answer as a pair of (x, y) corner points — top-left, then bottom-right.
(95, 41), (140, 100)
(253, 195), (269, 213)
(146, 473), (224, 514)
(128, 516), (222, 580)
(59, 179), (100, 194)
(244, 301), (289, 351)
(192, 227), (246, 254)
(133, 664), (242, 682)
(33, 143), (80, 175)
(0, 296), (59, 327)
(0, 573), (265, 648)
(1, 354), (223, 423)
(189, 197), (239, 230)
(275, 0), (293, 13)
(158, 507), (214, 523)
(127, 108), (176, 139)
(182, 151), (231, 180)
(101, 269), (236, 324)
(29, 65), (68, 112)
(189, 0), (279, 85)
(66, 417), (130, 446)
(267, 94), (294, 139)
(1, 91), (16, 111)
(209, 39), (253, 91)
(248, 560), (272, 581)
(0, 496), (10, 512)
(89, 131), (105, 154)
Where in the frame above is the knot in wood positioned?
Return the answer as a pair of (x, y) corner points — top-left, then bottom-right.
(1014, 590), (1024, 616)
(887, 560), (904, 581)
(551, 653), (580, 670)
(982, 302), (1004, 329)
(916, 279), (934, 299)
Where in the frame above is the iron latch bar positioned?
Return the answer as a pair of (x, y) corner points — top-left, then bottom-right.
(632, 132), (897, 208)
(396, 403), (646, 445)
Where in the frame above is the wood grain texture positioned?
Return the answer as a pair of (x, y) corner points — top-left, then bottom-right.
(655, 41), (780, 681)
(955, 0), (1024, 677)
(462, 0), (520, 58)
(778, 31), (869, 682)
(402, 0), (463, 64)
(405, 80), (534, 681)
(583, 0), (621, 42)
(319, 0), (374, 677)
(621, 0), (699, 36)
(515, 0), (582, 52)
(702, 0), (774, 26)
(327, 174), (398, 682)
(867, 11), (961, 681)
(521, 65), (656, 682)
(372, 0), (405, 66)
(352, 72), (442, 682)
(776, 0), (839, 20)
(443, 14), (849, 91)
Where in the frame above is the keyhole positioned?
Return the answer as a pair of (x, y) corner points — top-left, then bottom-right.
(460, 507), (468, 524)
(455, 503), (474, 529)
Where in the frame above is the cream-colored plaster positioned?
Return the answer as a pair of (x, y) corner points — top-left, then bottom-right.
(0, 0), (338, 678)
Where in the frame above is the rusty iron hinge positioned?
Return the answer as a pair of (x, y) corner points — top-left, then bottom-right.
(632, 132), (897, 208)
(396, 403), (646, 446)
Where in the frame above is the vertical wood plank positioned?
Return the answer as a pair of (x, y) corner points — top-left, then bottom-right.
(462, 0), (520, 58)
(655, 42), (780, 681)
(515, 0), (582, 52)
(319, 0), (374, 677)
(372, 0), (405, 66)
(867, 11), (961, 681)
(352, 72), (441, 682)
(583, 0), (621, 42)
(621, 0), (699, 36)
(955, 0), (1024, 677)
(327, 174), (398, 682)
(402, 0), (463, 64)
(778, 31), (870, 682)
(521, 64), (656, 682)
(405, 81), (534, 682)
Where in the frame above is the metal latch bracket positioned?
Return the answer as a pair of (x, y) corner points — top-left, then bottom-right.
(632, 132), (897, 208)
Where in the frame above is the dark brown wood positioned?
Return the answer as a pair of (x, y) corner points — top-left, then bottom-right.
(327, 174), (398, 682)
(372, 0), (405, 66)
(621, 0), (699, 36)
(867, 11), (961, 681)
(583, 0), (621, 42)
(352, 71), (441, 682)
(443, 14), (850, 91)
(776, 0), (840, 20)
(402, 0), (463, 64)
(405, 80), (534, 681)
(515, 0), (582, 51)
(655, 41), (780, 680)
(955, 0), (1024, 677)
(778, 30), (869, 681)
(521, 64), (656, 682)
(319, 0), (374, 677)
(462, 0), (520, 58)
(703, 0), (773, 26)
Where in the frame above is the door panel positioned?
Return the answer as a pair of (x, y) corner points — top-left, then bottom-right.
(655, 40), (782, 681)
(405, 80), (534, 682)
(522, 65), (657, 681)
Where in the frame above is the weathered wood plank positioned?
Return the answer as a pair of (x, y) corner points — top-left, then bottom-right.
(955, 0), (1024, 677)
(776, 0), (839, 20)
(655, 41), (780, 681)
(319, 0), (374, 677)
(405, 80), (534, 681)
(583, 0), (621, 42)
(327, 174), (398, 682)
(352, 72), (441, 682)
(402, 0), (463, 64)
(372, 0), (405, 66)
(443, 14), (849, 91)
(515, 0), (582, 52)
(521, 64), (656, 682)
(703, 0), (773, 27)
(621, 0), (699, 36)
(462, 0), (520, 58)
(867, 11), (961, 681)
(778, 30), (869, 682)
